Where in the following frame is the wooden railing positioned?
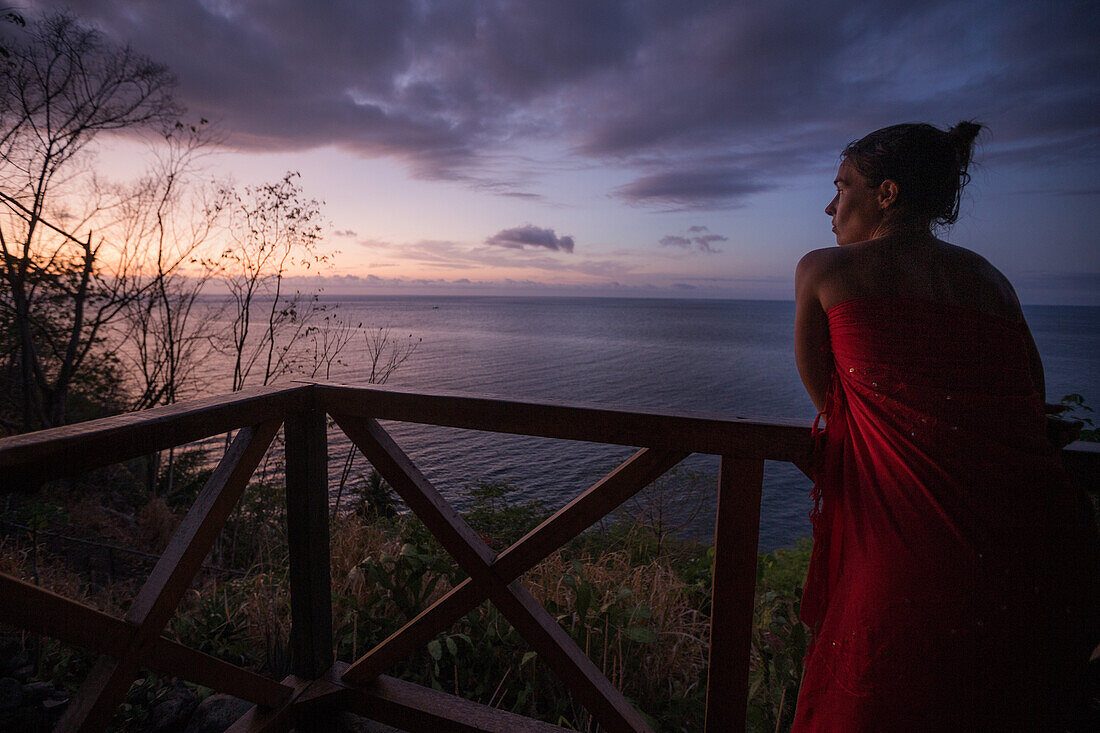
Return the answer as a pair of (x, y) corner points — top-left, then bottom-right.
(0, 381), (1095, 732)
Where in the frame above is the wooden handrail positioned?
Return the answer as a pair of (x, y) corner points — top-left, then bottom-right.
(0, 384), (307, 486)
(0, 382), (1095, 733)
(0, 382), (813, 479)
(314, 381), (814, 461)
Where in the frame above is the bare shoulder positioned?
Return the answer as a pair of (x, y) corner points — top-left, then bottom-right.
(795, 246), (842, 307)
(796, 246), (845, 286)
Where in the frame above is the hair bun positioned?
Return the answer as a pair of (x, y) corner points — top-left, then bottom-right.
(948, 121), (982, 149)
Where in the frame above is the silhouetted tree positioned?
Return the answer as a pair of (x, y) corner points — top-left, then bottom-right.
(0, 11), (181, 430)
(217, 170), (335, 390)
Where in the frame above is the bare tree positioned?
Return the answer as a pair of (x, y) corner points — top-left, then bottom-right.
(216, 170), (338, 391)
(331, 326), (421, 516)
(361, 326), (421, 385)
(114, 122), (223, 411)
(0, 11), (181, 430)
(620, 467), (713, 555)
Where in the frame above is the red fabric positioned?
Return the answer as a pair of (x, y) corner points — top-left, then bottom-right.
(793, 295), (1099, 731)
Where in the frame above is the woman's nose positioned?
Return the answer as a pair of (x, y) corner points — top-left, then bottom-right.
(825, 198), (836, 216)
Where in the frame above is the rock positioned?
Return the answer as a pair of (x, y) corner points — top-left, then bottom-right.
(181, 694), (252, 733)
(150, 683), (198, 733)
(21, 680), (55, 702)
(42, 697), (69, 728)
(0, 677), (22, 710)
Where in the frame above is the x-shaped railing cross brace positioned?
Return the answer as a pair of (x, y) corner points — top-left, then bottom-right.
(52, 421), (284, 732)
(331, 414), (687, 733)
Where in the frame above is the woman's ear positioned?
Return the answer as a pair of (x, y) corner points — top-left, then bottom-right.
(878, 179), (899, 209)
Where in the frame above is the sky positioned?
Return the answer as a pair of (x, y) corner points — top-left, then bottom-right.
(14, 0), (1100, 303)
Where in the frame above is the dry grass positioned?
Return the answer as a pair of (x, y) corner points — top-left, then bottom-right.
(526, 549), (709, 701)
(2, 490), (782, 730)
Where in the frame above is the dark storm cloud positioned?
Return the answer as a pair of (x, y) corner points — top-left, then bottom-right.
(486, 225), (575, 253)
(618, 169), (772, 208)
(29, 0), (1100, 203)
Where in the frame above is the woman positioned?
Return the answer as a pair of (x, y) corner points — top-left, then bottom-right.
(792, 122), (1098, 730)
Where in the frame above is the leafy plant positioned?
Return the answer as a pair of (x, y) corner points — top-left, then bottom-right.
(462, 480), (550, 551)
(1058, 393), (1097, 442)
(746, 539), (812, 732)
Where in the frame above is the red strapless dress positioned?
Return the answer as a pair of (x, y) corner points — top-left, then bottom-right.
(792, 296), (1098, 731)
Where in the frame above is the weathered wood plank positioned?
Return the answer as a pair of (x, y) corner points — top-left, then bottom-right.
(306, 662), (573, 732)
(0, 572), (292, 708)
(317, 382), (813, 462)
(56, 420), (282, 732)
(224, 675), (311, 733)
(127, 421), (282, 627)
(343, 447), (686, 685)
(0, 571), (129, 654)
(285, 409), (334, 680)
(0, 383), (306, 486)
(704, 457), (764, 733)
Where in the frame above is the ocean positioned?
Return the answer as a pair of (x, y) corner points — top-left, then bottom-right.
(196, 296), (1100, 552)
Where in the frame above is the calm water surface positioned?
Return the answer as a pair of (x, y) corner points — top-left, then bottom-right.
(195, 296), (1099, 551)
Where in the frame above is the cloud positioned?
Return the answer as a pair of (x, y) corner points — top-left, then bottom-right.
(333, 229), (358, 237)
(617, 169), (773, 208)
(486, 225), (575, 252)
(25, 0), (1100, 204)
(659, 226), (727, 254)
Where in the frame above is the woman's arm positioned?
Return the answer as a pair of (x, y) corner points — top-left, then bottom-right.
(795, 250), (834, 412)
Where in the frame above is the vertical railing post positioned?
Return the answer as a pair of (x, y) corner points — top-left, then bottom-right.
(705, 456), (764, 732)
(285, 407), (333, 680)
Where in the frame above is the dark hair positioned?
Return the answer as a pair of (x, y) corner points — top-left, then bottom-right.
(842, 121), (981, 228)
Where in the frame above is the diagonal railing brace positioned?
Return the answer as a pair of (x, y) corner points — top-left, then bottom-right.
(334, 415), (655, 733)
(56, 420), (282, 732)
(341, 444), (687, 685)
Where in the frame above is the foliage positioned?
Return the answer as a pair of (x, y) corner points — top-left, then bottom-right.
(0, 9), (26, 61)
(2, 464), (817, 731)
(747, 538), (812, 732)
(361, 326), (422, 385)
(0, 13), (367, 436)
(461, 480), (550, 551)
(1058, 393), (1097, 442)
(156, 449), (214, 510)
(354, 469), (398, 519)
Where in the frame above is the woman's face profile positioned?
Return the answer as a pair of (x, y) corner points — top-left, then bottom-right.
(825, 160), (884, 246)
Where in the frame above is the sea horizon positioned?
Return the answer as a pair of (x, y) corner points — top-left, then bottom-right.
(172, 295), (1099, 552)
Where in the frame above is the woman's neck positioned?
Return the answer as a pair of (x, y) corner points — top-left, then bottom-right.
(871, 217), (933, 242)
